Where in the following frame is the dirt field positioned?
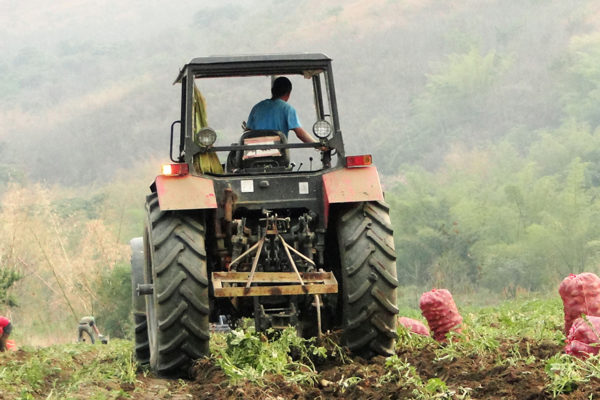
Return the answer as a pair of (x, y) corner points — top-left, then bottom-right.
(1, 333), (598, 399)
(116, 337), (597, 399)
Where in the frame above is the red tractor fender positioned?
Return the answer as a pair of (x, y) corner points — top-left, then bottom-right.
(322, 166), (384, 226)
(154, 175), (217, 211)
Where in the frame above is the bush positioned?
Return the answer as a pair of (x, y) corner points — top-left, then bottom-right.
(92, 262), (132, 339)
(0, 266), (22, 306)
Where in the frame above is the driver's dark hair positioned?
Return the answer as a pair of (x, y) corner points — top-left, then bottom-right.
(271, 77), (292, 99)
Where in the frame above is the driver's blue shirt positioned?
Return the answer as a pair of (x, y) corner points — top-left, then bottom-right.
(246, 98), (301, 137)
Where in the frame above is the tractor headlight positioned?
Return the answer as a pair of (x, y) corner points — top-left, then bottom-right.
(195, 127), (217, 147)
(312, 120), (332, 139)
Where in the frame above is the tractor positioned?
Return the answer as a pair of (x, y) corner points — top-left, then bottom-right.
(130, 53), (399, 376)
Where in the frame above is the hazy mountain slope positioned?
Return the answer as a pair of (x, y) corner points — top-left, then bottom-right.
(0, 0), (598, 183)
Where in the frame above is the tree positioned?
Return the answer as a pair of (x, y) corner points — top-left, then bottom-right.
(0, 266), (21, 306)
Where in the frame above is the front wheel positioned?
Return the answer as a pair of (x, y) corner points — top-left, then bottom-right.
(336, 201), (399, 357)
(131, 237), (150, 365)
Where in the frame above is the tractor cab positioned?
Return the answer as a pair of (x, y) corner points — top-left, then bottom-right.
(169, 54), (346, 176)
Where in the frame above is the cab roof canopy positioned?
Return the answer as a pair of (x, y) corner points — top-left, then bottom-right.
(175, 53), (332, 83)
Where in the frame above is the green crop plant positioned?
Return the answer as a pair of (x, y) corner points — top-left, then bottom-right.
(378, 355), (423, 387)
(544, 353), (600, 397)
(378, 355), (459, 399)
(212, 326), (327, 385)
(396, 325), (434, 351)
(545, 354), (585, 396)
(0, 340), (135, 399)
(338, 375), (363, 393)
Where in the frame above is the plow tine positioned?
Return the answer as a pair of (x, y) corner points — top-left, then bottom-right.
(279, 235), (306, 288)
(230, 239), (262, 269)
(279, 234), (316, 266)
(245, 238), (265, 289)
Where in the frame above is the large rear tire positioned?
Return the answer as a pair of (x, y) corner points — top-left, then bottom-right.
(144, 193), (210, 376)
(336, 201), (399, 357)
(130, 237), (150, 365)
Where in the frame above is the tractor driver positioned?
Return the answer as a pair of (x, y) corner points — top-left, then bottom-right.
(246, 77), (319, 144)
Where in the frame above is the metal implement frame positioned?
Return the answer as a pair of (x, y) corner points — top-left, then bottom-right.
(213, 212), (338, 298)
(211, 271), (338, 297)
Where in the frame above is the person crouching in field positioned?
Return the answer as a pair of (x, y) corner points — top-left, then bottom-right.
(78, 316), (103, 344)
(0, 316), (12, 352)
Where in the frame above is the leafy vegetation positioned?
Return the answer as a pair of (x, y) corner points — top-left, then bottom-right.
(92, 263), (133, 340)
(389, 122), (600, 303)
(0, 170), (151, 344)
(387, 297), (600, 398)
(195, 297), (600, 398)
(0, 266), (22, 306)
(0, 340), (136, 399)
(4, 297), (600, 398)
(211, 327), (327, 385)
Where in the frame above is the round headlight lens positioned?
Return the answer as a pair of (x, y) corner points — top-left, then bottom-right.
(313, 120), (332, 139)
(196, 127), (217, 147)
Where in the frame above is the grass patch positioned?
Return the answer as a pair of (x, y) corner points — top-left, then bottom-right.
(0, 339), (135, 399)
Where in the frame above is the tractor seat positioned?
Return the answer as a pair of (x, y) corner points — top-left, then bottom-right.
(228, 130), (290, 172)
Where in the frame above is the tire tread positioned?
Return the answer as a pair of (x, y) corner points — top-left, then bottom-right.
(337, 201), (398, 357)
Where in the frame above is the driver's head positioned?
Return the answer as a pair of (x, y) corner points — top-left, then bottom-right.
(271, 77), (292, 99)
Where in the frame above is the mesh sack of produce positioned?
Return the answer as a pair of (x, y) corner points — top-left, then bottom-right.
(558, 273), (600, 334)
(565, 315), (600, 358)
(419, 288), (463, 341)
(398, 317), (430, 336)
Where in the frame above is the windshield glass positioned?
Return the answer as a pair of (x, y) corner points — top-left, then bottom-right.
(192, 73), (334, 171)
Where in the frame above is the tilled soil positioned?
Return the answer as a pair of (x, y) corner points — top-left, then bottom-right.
(2, 335), (599, 399)
(129, 336), (598, 400)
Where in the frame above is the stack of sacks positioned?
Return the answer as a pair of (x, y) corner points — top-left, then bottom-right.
(565, 316), (600, 358)
(558, 273), (600, 334)
(419, 288), (463, 341)
(398, 317), (430, 336)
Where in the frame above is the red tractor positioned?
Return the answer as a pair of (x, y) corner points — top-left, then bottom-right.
(130, 53), (398, 376)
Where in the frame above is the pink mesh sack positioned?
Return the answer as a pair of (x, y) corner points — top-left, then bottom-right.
(419, 288), (463, 341)
(398, 317), (430, 336)
(565, 315), (600, 358)
(558, 273), (600, 334)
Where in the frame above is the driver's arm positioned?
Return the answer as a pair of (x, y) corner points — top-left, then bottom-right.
(292, 127), (318, 143)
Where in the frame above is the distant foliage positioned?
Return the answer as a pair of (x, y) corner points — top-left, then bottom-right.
(390, 121), (600, 298)
(0, 175), (146, 343)
(561, 34), (600, 128)
(93, 262), (132, 339)
(403, 48), (509, 168)
(0, 0), (595, 184)
(388, 23), (600, 298)
(0, 266), (21, 306)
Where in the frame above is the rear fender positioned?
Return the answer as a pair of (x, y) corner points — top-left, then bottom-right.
(322, 166), (384, 226)
(154, 175), (218, 211)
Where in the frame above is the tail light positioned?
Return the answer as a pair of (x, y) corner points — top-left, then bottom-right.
(346, 154), (372, 168)
(161, 163), (189, 176)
